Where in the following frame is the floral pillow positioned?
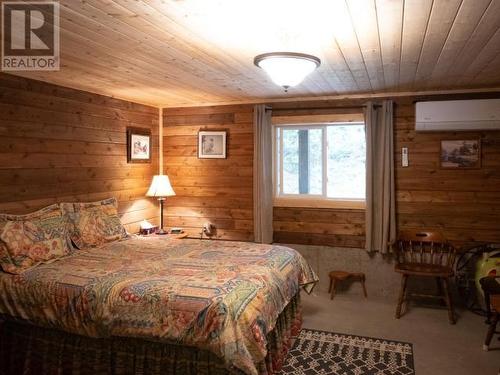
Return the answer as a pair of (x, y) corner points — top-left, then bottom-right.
(0, 204), (72, 274)
(61, 197), (127, 249)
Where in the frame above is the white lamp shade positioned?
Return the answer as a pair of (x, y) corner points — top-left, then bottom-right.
(255, 53), (320, 89)
(146, 175), (176, 197)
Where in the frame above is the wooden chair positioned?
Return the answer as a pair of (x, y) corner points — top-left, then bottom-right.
(394, 231), (457, 324)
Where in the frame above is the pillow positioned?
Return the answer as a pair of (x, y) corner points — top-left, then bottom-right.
(0, 204), (72, 274)
(61, 197), (127, 249)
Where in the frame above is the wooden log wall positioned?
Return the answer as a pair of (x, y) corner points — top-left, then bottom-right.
(273, 207), (366, 248)
(162, 105), (254, 241)
(2, 72), (498, 247)
(271, 93), (500, 248)
(395, 95), (500, 246)
(271, 102), (367, 248)
(0, 73), (160, 234)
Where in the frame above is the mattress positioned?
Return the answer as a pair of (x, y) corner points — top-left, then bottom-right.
(0, 236), (318, 375)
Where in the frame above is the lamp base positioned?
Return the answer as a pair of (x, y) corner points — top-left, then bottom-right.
(157, 197), (167, 235)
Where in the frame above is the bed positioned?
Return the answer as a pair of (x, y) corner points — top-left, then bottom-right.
(0, 235), (318, 375)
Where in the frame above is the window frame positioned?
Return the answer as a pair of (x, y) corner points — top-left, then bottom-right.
(272, 121), (366, 210)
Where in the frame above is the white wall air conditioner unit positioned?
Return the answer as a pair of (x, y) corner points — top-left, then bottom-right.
(415, 99), (500, 131)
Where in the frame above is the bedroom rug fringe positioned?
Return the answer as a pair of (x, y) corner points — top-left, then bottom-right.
(278, 328), (415, 375)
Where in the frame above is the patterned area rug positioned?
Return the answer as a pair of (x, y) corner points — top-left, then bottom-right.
(279, 329), (415, 375)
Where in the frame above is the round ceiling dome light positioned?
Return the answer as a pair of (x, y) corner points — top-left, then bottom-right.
(254, 52), (321, 91)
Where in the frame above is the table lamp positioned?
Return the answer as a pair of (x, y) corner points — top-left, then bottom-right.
(146, 175), (175, 235)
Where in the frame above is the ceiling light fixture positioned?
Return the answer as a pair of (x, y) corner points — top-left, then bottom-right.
(254, 52), (321, 92)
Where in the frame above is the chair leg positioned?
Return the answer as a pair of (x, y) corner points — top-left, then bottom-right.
(435, 277), (446, 306)
(330, 279), (337, 300)
(442, 278), (456, 324)
(396, 274), (408, 319)
(328, 277), (333, 293)
(361, 275), (367, 298)
(436, 277), (443, 295)
(483, 313), (498, 351)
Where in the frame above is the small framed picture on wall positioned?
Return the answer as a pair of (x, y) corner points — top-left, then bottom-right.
(127, 127), (151, 163)
(440, 139), (481, 169)
(198, 130), (227, 159)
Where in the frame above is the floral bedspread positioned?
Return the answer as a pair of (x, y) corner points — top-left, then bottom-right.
(0, 237), (318, 375)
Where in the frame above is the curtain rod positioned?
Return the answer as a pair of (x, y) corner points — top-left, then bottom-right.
(266, 104), (382, 111)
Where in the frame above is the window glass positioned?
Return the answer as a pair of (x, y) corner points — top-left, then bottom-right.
(282, 128), (299, 194)
(308, 128), (323, 195)
(276, 123), (366, 202)
(327, 125), (366, 199)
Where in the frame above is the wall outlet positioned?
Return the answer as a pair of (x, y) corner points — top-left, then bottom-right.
(203, 222), (215, 236)
(402, 147), (409, 167)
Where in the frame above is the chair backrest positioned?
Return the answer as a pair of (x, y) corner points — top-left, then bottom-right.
(396, 230), (456, 267)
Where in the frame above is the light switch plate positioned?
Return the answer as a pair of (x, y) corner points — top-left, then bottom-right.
(402, 147), (409, 167)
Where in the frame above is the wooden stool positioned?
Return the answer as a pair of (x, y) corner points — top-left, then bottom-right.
(328, 271), (367, 300)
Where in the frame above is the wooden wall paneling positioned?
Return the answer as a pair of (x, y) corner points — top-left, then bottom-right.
(2, 70), (498, 247)
(393, 94), (500, 247)
(270, 93), (500, 248)
(330, 1), (373, 92)
(447, 0), (500, 85)
(162, 104), (254, 241)
(376, 0), (403, 90)
(398, 0), (434, 89)
(5, 72), (497, 248)
(7, 1), (500, 107)
(0, 73), (160, 234)
(28, 1), (242, 104)
(0, 70), (154, 114)
(428, 0), (492, 88)
(345, 0), (384, 91)
(273, 207), (366, 248)
(413, 0), (462, 85)
(270, 101), (368, 247)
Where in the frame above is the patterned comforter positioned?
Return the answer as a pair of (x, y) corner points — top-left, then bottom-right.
(0, 237), (318, 375)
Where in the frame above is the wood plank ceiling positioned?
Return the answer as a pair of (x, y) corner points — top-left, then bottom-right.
(7, 0), (500, 107)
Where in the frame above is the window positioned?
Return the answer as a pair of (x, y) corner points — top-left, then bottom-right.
(274, 122), (366, 207)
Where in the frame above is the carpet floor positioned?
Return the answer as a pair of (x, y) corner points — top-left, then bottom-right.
(279, 328), (414, 375)
(300, 291), (500, 375)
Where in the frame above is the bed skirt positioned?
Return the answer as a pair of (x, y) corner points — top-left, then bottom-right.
(0, 292), (302, 375)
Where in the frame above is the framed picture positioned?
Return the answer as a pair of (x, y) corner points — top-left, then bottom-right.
(198, 130), (227, 159)
(127, 127), (151, 163)
(440, 139), (481, 169)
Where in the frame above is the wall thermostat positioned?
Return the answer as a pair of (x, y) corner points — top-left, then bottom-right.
(402, 147), (409, 167)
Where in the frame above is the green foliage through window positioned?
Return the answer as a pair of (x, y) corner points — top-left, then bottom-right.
(275, 123), (366, 200)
